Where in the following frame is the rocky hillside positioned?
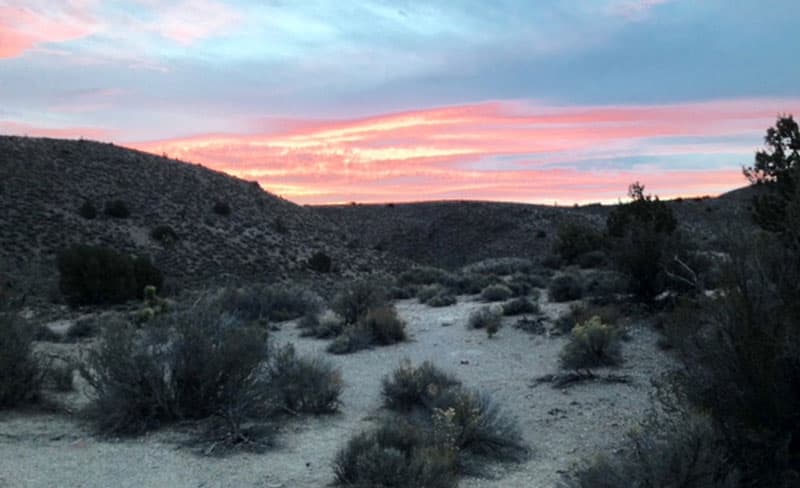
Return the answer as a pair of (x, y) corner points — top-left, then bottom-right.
(316, 189), (756, 269)
(0, 136), (391, 295)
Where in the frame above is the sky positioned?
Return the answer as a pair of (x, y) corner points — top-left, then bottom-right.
(2, 0), (799, 204)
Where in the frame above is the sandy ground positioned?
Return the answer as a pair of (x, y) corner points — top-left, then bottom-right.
(0, 295), (676, 488)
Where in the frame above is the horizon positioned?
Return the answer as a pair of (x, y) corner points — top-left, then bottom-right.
(2, 1), (799, 204)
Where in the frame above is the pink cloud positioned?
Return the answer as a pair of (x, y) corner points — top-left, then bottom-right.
(0, 3), (98, 58)
(145, 0), (243, 45)
(0, 120), (113, 140)
(123, 97), (799, 204)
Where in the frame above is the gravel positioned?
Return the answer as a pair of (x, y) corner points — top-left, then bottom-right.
(0, 294), (676, 487)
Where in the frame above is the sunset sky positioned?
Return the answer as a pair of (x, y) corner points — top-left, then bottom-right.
(2, 1), (799, 204)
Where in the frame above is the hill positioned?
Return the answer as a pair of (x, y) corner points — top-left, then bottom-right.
(316, 189), (756, 269)
(0, 136), (392, 297)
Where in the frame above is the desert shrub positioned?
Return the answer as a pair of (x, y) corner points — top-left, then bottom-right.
(327, 305), (406, 354)
(606, 182), (681, 302)
(212, 201), (231, 216)
(389, 285), (417, 300)
(307, 251), (332, 273)
(559, 316), (623, 370)
(301, 312), (344, 339)
(427, 292), (457, 307)
(583, 270), (628, 302)
(554, 222), (605, 264)
(80, 307), (272, 436)
(399, 266), (454, 287)
(78, 200), (97, 219)
(220, 283), (321, 323)
(428, 388), (527, 463)
(677, 234), (800, 485)
(576, 250), (607, 269)
(417, 284), (446, 304)
(150, 225), (178, 244)
(548, 274), (583, 302)
(462, 258), (535, 276)
(453, 273), (497, 294)
(57, 245), (163, 306)
(382, 360), (461, 412)
(506, 272), (544, 297)
(104, 199), (130, 218)
(467, 306), (502, 331)
(267, 344), (342, 414)
(563, 414), (738, 488)
(331, 279), (389, 325)
(554, 303), (622, 335)
(541, 253), (563, 270)
(502, 297), (539, 316)
(326, 322), (374, 355)
(480, 284), (512, 302)
(0, 314), (41, 408)
(332, 418), (458, 488)
(362, 305), (406, 345)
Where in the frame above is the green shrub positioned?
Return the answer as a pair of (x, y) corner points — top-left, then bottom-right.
(331, 279), (389, 325)
(502, 297), (539, 316)
(467, 306), (502, 330)
(382, 360), (461, 412)
(220, 283), (321, 322)
(559, 316), (623, 370)
(554, 222), (605, 264)
(307, 251), (332, 273)
(104, 199), (130, 218)
(462, 258), (535, 276)
(57, 245), (163, 306)
(606, 182), (680, 302)
(333, 419), (458, 488)
(548, 274), (583, 302)
(480, 284), (513, 302)
(0, 314), (41, 408)
(150, 225), (178, 244)
(78, 200), (97, 219)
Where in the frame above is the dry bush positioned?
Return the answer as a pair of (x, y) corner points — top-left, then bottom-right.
(548, 274), (583, 302)
(559, 316), (623, 370)
(502, 297), (539, 316)
(333, 418), (458, 488)
(563, 414), (738, 488)
(219, 283), (322, 323)
(480, 284), (513, 302)
(0, 314), (42, 408)
(467, 306), (502, 330)
(331, 279), (389, 325)
(381, 360), (461, 412)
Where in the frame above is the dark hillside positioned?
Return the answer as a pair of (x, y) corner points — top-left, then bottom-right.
(0, 136), (390, 295)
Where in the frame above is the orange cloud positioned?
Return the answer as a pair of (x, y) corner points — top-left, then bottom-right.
(129, 98), (800, 204)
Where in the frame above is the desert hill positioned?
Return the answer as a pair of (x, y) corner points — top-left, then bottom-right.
(316, 187), (755, 269)
(0, 135), (392, 295)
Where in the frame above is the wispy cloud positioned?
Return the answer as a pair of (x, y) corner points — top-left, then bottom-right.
(0, 1), (98, 58)
(129, 97), (799, 204)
